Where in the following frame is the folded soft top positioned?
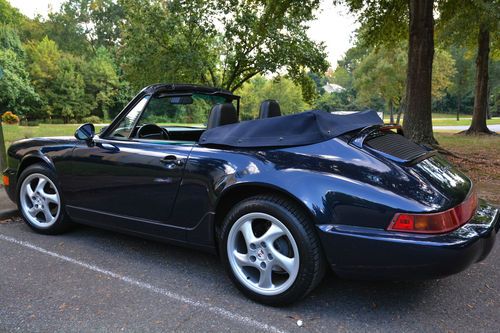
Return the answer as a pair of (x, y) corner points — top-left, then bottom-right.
(199, 109), (383, 148)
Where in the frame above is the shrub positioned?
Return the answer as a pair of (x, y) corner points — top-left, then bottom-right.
(49, 118), (65, 124)
(26, 120), (40, 126)
(82, 115), (102, 124)
(1, 111), (20, 124)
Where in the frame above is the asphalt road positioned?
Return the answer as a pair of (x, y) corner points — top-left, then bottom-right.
(0, 217), (499, 333)
(433, 124), (500, 132)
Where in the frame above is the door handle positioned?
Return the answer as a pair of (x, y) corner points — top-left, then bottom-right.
(98, 142), (119, 151)
(160, 155), (184, 167)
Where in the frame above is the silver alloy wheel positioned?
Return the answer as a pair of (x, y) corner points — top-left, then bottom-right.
(227, 212), (300, 296)
(19, 173), (60, 228)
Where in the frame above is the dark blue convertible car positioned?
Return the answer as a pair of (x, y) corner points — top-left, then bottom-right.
(3, 84), (499, 305)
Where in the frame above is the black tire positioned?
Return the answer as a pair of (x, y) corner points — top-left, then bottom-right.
(219, 194), (325, 305)
(16, 163), (73, 235)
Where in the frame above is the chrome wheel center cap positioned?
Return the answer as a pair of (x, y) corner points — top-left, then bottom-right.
(257, 248), (266, 260)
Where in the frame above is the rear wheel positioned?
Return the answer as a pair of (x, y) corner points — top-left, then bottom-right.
(219, 195), (325, 305)
(17, 164), (72, 234)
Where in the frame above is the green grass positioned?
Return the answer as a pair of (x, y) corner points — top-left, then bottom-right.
(435, 132), (500, 151)
(2, 124), (106, 147)
(1, 123), (205, 148)
(384, 113), (500, 126)
(383, 112), (471, 120)
(432, 118), (500, 126)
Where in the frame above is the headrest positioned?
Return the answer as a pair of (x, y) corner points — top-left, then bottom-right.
(207, 103), (238, 129)
(259, 100), (281, 118)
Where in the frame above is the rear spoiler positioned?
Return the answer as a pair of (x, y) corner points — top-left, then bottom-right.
(381, 124), (404, 135)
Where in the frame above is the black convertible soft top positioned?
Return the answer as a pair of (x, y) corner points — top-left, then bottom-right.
(199, 109), (383, 148)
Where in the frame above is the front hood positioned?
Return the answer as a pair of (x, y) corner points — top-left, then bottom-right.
(8, 136), (77, 160)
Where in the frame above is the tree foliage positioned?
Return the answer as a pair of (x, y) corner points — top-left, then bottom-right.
(438, 0), (500, 134)
(333, 0), (408, 47)
(25, 37), (120, 122)
(0, 48), (40, 117)
(0, 0), (24, 25)
(354, 46), (407, 116)
(237, 75), (308, 120)
(119, 0), (328, 97)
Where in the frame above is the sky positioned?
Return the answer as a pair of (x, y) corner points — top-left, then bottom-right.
(7, 0), (358, 67)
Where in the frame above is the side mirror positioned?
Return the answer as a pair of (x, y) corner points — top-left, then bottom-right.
(75, 123), (95, 142)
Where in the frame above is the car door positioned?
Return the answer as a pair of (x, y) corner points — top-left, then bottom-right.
(66, 138), (192, 223)
(64, 93), (194, 234)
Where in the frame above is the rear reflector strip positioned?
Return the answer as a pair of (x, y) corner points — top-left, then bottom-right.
(388, 189), (478, 234)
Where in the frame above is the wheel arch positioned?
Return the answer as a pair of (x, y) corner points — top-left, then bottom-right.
(213, 183), (317, 242)
(17, 154), (55, 180)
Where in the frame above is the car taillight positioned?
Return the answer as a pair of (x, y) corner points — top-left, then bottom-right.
(388, 189), (478, 234)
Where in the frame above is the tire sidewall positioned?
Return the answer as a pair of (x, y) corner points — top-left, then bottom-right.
(17, 164), (70, 234)
(219, 196), (321, 305)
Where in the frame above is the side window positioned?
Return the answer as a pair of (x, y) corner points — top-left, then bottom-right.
(138, 94), (215, 127)
(108, 96), (150, 138)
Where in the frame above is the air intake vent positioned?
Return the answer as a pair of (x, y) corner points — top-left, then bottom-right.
(365, 133), (427, 162)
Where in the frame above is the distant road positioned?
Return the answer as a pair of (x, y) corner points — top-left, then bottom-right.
(433, 124), (500, 132)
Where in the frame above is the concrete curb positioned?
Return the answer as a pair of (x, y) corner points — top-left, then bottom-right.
(0, 208), (18, 219)
(1, 185), (18, 219)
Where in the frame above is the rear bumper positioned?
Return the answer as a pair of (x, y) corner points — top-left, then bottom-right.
(318, 200), (499, 280)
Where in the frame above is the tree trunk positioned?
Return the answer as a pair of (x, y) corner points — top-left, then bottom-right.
(396, 108), (403, 124)
(388, 99), (394, 124)
(402, 0), (437, 145)
(466, 25), (492, 134)
(486, 85), (491, 119)
(456, 92), (461, 121)
(0, 121), (7, 172)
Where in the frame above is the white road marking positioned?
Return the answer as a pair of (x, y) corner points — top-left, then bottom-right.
(0, 233), (286, 333)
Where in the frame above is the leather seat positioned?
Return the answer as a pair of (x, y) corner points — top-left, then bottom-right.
(207, 103), (238, 129)
(259, 100), (281, 118)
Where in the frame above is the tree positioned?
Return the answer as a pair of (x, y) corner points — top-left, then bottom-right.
(403, 0), (436, 144)
(47, 0), (124, 54)
(438, 0), (499, 134)
(26, 37), (63, 119)
(26, 37), (92, 122)
(119, 0), (216, 89)
(431, 49), (456, 100)
(0, 49), (41, 118)
(237, 75), (308, 120)
(354, 46), (407, 123)
(0, 24), (25, 57)
(446, 47), (475, 120)
(349, 41), (454, 123)
(52, 54), (90, 122)
(81, 47), (120, 120)
(0, 26), (41, 119)
(336, 0), (438, 145)
(0, 0), (24, 26)
(119, 0), (328, 97)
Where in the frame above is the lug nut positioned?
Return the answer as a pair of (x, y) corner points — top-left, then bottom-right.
(249, 255), (256, 262)
(260, 242), (266, 248)
(249, 243), (256, 250)
(268, 253), (273, 260)
(260, 262), (266, 269)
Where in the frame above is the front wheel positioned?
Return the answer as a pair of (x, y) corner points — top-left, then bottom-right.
(219, 195), (325, 305)
(17, 164), (73, 234)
